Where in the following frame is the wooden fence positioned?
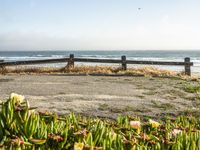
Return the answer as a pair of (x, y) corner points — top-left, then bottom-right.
(0, 54), (193, 76)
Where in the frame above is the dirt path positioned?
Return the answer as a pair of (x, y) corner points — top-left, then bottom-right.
(0, 74), (199, 119)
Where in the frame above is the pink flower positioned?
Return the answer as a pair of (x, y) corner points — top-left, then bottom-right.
(130, 121), (141, 129)
(172, 129), (182, 136)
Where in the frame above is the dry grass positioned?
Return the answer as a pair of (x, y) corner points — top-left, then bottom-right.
(65, 65), (120, 74)
(0, 66), (62, 74)
(0, 65), (184, 77)
(121, 67), (178, 77)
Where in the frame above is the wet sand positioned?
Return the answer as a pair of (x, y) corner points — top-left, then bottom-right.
(0, 74), (199, 118)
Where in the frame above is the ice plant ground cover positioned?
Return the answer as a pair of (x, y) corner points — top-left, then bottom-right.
(0, 94), (200, 149)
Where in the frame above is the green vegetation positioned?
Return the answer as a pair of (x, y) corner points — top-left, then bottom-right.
(184, 84), (200, 111)
(184, 85), (200, 93)
(151, 100), (175, 110)
(98, 104), (136, 113)
(179, 109), (200, 117)
(0, 94), (200, 150)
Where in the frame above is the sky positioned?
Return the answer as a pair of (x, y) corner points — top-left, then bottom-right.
(0, 0), (200, 50)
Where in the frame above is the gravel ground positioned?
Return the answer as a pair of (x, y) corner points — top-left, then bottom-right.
(0, 74), (199, 119)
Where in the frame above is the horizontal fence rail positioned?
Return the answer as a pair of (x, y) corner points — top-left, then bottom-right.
(0, 54), (193, 76)
(0, 58), (69, 66)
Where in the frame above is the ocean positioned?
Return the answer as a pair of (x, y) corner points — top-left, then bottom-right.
(0, 50), (200, 72)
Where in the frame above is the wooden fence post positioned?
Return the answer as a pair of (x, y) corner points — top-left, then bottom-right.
(184, 57), (191, 76)
(121, 55), (127, 70)
(68, 54), (74, 68)
(0, 60), (6, 74)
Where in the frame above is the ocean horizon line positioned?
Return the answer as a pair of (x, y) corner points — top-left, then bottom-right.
(0, 49), (200, 52)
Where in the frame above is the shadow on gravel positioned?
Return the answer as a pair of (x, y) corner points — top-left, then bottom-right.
(0, 78), (14, 82)
(46, 73), (145, 77)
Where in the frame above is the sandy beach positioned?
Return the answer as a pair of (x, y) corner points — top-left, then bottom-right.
(0, 74), (199, 119)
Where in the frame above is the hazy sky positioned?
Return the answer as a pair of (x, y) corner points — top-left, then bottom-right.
(0, 0), (200, 50)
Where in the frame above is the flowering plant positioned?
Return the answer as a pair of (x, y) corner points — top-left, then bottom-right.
(0, 94), (199, 149)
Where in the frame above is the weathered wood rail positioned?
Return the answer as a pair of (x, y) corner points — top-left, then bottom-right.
(0, 54), (193, 76)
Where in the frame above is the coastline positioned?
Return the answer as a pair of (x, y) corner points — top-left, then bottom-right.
(1, 50), (200, 72)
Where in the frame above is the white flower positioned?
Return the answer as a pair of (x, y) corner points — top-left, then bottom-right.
(130, 121), (141, 129)
(172, 129), (182, 136)
(10, 93), (25, 104)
